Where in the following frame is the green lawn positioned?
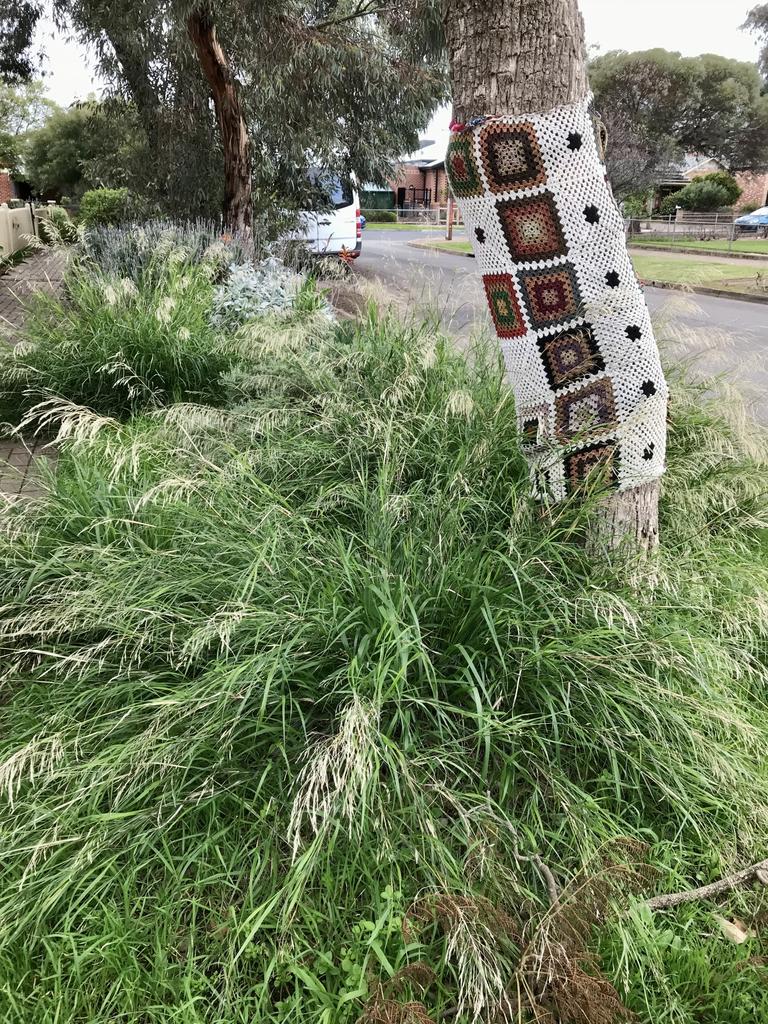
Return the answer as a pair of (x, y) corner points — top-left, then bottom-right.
(631, 253), (768, 293)
(364, 221), (442, 230)
(631, 236), (768, 256)
(413, 240), (768, 296)
(414, 238), (473, 251)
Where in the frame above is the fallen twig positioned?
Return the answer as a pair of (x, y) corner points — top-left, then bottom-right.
(647, 858), (768, 911)
(514, 849), (560, 908)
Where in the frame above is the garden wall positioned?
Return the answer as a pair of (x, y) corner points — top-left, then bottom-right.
(0, 204), (38, 259)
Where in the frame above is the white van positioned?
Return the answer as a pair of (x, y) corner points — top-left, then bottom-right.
(294, 172), (362, 259)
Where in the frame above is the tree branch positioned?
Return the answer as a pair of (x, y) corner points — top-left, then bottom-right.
(647, 858), (768, 911)
(313, 1), (391, 31)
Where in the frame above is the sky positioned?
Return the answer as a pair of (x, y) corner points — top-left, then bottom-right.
(34, 1), (762, 110)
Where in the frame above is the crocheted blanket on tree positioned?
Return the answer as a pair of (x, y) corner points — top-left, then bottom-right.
(445, 97), (668, 499)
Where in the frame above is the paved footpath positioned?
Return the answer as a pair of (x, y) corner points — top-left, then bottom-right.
(0, 250), (65, 498)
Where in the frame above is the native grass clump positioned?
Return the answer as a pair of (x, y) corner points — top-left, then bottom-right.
(0, 222), (327, 428)
(0, 238), (767, 1022)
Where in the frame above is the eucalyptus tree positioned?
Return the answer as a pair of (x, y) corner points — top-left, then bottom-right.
(40, 1), (446, 231)
(744, 3), (768, 79)
(3, 2), (445, 229)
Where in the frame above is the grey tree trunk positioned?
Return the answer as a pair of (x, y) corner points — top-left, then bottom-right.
(442, 0), (662, 553)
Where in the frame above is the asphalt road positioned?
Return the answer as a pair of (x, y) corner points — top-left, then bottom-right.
(357, 227), (768, 419)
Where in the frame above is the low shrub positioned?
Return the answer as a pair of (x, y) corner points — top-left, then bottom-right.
(0, 306), (766, 1022)
(660, 174), (741, 216)
(621, 192), (650, 218)
(0, 243), (333, 428)
(363, 208), (397, 223)
(79, 187), (132, 227)
(0, 260), (229, 423)
(211, 258), (304, 327)
(699, 171), (742, 206)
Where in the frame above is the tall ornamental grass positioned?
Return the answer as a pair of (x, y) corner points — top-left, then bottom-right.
(0, 233), (324, 427)
(0, 309), (766, 1023)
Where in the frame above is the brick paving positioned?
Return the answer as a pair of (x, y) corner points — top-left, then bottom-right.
(0, 249), (66, 499)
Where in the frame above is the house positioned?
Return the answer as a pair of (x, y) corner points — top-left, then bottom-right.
(657, 155), (768, 210)
(0, 170), (17, 205)
(387, 136), (449, 212)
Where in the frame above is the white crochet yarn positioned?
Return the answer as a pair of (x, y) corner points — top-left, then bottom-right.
(445, 96), (668, 499)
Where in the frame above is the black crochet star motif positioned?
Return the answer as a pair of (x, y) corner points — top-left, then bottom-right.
(625, 325), (642, 341)
(641, 380), (656, 397)
(475, 227), (485, 244)
(605, 270), (620, 288)
(567, 132), (583, 151)
(584, 204), (600, 224)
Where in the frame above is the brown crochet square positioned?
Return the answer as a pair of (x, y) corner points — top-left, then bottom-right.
(496, 192), (567, 263)
(537, 324), (604, 390)
(518, 264), (582, 331)
(479, 121), (547, 194)
(564, 441), (618, 492)
(555, 378), (617, 440)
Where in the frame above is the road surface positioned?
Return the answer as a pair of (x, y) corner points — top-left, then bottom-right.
(356, 227), (768, 419)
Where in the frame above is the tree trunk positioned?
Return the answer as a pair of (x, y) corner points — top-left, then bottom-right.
(441, 0), (665, 554)
(187, 8), (252, 236)
(443, 0), (588, 121)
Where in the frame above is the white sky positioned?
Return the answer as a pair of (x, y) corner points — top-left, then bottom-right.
(35, 1), (762, 109)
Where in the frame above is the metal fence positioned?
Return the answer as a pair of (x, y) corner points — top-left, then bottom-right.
(361, 205), (461, 227)
(625, 214), (754, 245)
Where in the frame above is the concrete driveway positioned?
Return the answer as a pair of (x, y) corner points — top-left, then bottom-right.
(356, 227), (768, 420)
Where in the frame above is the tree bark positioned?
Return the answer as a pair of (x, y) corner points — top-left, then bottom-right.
(443, 0), (588, 121)
(441, 0), (662, 553)
(187, 8), (252, 236)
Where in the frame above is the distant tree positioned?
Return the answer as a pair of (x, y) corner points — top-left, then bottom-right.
(24, 101), (146, 199)
(0, 79), (56, 174)
(590, 49), (768, 195)
(0, 3), (43, 84)
(697, 171), (742, 206)
(744, 4), (768, 80)
(660, 181), (733, 217)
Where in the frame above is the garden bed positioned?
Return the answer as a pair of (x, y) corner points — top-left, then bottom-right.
(0, 223), (767, 1024)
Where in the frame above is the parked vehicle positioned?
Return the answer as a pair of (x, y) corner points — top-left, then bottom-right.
(734, 206), (768, 236)
(293, 172), (363, 258)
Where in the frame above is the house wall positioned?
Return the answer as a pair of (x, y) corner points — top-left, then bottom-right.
(684, 159), (720, 180)
(0, 172), (14, 205)
(387, 164), (450, 208)
(734, 171), (768, 210)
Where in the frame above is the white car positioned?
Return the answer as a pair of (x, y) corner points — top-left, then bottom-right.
(294, 173), (363, 259)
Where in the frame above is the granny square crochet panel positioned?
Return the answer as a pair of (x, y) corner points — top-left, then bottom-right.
(446, 97), (668, 499)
